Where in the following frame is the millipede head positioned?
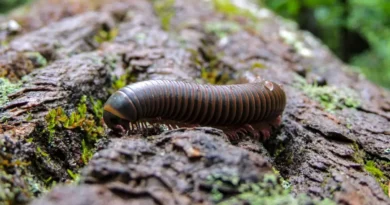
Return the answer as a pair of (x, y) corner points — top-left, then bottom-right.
(103, 91), (137, 133)
(103, 110), (130, 133)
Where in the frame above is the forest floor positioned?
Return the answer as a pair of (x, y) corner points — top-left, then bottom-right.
(1, 0), (390, 205)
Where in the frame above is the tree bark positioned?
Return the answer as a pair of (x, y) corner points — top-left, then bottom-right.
(1, 0), (390, 205)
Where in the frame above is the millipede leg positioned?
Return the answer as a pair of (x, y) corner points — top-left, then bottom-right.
(103, 80), (286, 141)
(124, 122), (130, 132)
(144, 122), (149, 133)
(261, 130), (271, 140)
(136, 123), (141, 132)
(152, 123), (158, 130)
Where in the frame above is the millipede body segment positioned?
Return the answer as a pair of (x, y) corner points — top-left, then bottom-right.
(103, 79), (286, 140)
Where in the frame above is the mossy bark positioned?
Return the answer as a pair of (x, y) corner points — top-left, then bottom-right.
(1, 0), (390, 205)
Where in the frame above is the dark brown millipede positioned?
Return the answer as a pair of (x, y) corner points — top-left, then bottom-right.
(103, 79), (286, 140)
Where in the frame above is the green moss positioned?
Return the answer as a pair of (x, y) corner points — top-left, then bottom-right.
(212, 0), (255, 19)
(66, 169), (80, 184)
(206, 172), (240, 187)
(45, 96), (104, 143)
(214, 174), (335, 205)
(26, 112), (33, 121)
(187, 48), (203, 66)
(196, 45), (233, 85)
(109, 72), (138, 94)
(364, 160), (388, 195)
(294, 76), (361, 112)
(272, 143), (285, 159)
(201, 67), (231, 85)
(351, 143), (388, 195)
(286, 154), (295, 165)
(0, 77), (21, 105)
(365, 160), (384, 178)
(380, 183), (389, 197)
(26, 137), (34, 143)
(0, 170), (31, 204)
(94, 28), (118, 44)
(44, 107), (61, 142)
(36, 146), (49, 158)
(205, 172), (239, 201)
(43, 177), (52, 184)
(351, 142), (365, 164)
(24, 52), (47, 68)
(204, 21), (241, 38)
(211, 187), (224, 201)
(90, 96), (103, 119)
(110, 73), (128, 92)
(152, 0), (175, 31)
(0, 116), (8, 123)
(251, 61), (265, 69)
(279, 29), (313, 57)
(271, 167), (280, 175)
(205, 172), (335, 205)
(281, 180), (291, 190)
(212, 0), (240, 15)
(81, 139), (94, 164)
(271, 167), (291, 189)
(44, 95), (104, 164)
(0, 138), (44, 204)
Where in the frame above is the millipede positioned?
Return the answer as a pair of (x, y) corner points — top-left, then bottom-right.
(103, 79), (286, 141)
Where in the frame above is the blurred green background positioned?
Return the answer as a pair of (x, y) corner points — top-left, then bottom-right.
(261, 0), (390, 89)
(1, 0), (389, 89)
(0, 0), (32, 13)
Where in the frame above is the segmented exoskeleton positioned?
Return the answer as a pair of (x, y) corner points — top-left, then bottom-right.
(103, 79), (286, 140)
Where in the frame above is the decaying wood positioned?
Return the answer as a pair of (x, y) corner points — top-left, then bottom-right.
(31, 128), (273, 205)
(1, 0), (390, 205)
(0, 52), (110, 140)
(9, 12), (115, 60)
